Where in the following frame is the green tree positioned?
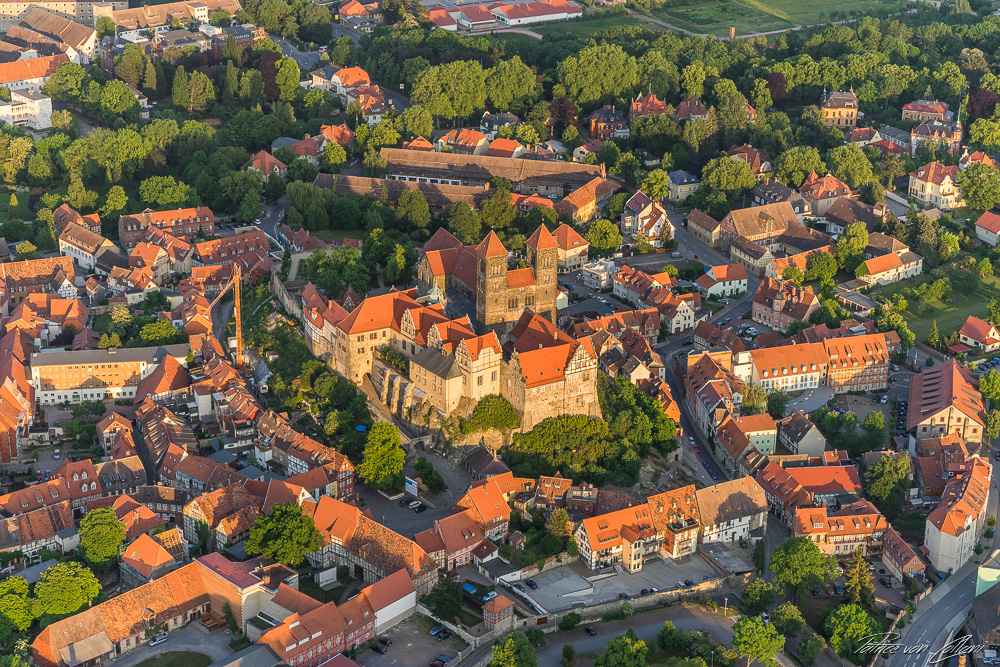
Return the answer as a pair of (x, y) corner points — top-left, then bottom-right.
(640, 169), (671, 201)
(562, 643), (575, 666)
(596, 629), (647, 667)
(556, 44), (639, 107)
(798, 634), (827, 667)
(742, 579), (775, 616)
(824, 603), (880, 662)
(774, 146), (826, 187)
(244, 503), (323, 567)
(423, 579), (462, 623)
(701, 157), (756, 196)
(443, 202), (481, 244)
(275, 57), (300, 102)
(827, 144), (875, 189)
(0, 576), (31, 638)
(769, 537), (838, 600)
(321, 142), (347, 174)
(981, 258), (995, 282)
(14, 241), (35, 261)
(31, 562), (101, 618)
(767, 391), (791, 419)
(95, 16), (116, 39)
(479, 185), (517, 231)
(585, 219), (623, 258)
(771, 602), (805, 637)
(981, 369), (1000, 405)
(805, 252), (837, 282)
(485, 56), (536, 112)
(959, 162), (1000, 210)
(172, 65), (190, 109)
(396, 189), (431, 231)
(357, 422), (405, 490)
(837, 222), (869, 272)
(987, 409), (1000, 442)
(491, 631), (537, 667)
(78, 506), (126, 570)
(101, 185), (128, 220)
(928, 320), (940, 349)
(546, 508), (572, 540)
(782, 267), (804, 286)
(138, 321), (184, 346)
(845, 548), (875, 609)
(864, 453), (910, 520)
(6, 194), (19, 222)
(733, 615), (785, 667)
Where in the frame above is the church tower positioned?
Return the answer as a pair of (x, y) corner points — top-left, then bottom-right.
(475, 230), (509, 332)
(525, 225), (559, 322)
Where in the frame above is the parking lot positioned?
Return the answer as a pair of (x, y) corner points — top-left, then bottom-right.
(523, 555), (720, 612)
(357, 613), (466, 667)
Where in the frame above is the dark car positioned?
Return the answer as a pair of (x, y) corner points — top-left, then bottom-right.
(429, 624), (445, 636)
(526, 580), (538, 589)
(640, 588), (650, 596)
(436, 630), (452, 641)
(513, 583), (525, 591)
(879, 578), (893, 588)
(684, 579), (694, 587)
(683, 339), (694, 346)
(710, 473), (718, 480)
(585, 627), (597, 636)
(739, 537), (748, 549)
(379, 637), (392, 646)
(618, 592), (630, 600)
(371, 645), (387, 655)
(430, 662), (445, 667)
(414, 504), (427, 513)
(399, 499), (412, 507)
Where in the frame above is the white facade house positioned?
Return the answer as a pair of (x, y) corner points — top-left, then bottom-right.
(749, 343), (827, 393)
(695, 478), (767, 544)
(976, 212), (1000, 247)
(695, 264), (749, 298)
(925, 457), (991, 574)
(488, 0), (582, 25)
(0, 89), (52, 130)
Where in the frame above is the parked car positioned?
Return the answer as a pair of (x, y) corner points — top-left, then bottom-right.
(833, 583), (845, 595)
(408, 500), (421, 509)
(399, 498), (413, 507)
(414, 504), (427, 513)
(371, 645), (387, 655)
(513, 583), (524, 591)
(480, 591), (497, 603)
(436, 630), (452, 641)
(526, 580), (538, 589)
(430, 662), (445, 667)
(585, 627), (597, 636)
(760, 612), (769, 625)
(676, 581), (686, 588)
(379, 637), (392, 646)
(641, 588), (650, 596)
(812, 587), (821, 596)
(739, 537), (748, 549)
(879, 577), (893, 588)
(684, 579), (694, 587)
(618, 592), (630, 600)
(649, 587), (659, 593)
(435, 655), (452, 664)
(429, 624), (445, 636)
(149, 634), (168, 647)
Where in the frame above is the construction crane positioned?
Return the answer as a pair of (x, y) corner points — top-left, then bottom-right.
(208, 263), (244, 367)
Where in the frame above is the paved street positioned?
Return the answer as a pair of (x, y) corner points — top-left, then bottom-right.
(786, 386), (835, 415)
(275, 37), (321, 69)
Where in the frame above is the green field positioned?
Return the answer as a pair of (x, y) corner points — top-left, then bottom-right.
(534, 14), (661, 39)
(652, 0), (897, 37)
(874, 267), (1000, 341)
(134, 652), (212, 667)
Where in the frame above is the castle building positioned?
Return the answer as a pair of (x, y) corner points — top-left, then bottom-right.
(418, 226), (559, 337)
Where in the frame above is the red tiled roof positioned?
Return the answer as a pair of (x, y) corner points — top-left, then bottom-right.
(0, 54), (67, 85)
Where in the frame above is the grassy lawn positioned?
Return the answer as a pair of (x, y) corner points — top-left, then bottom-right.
(872, 267), (1000, 341)
(797, 594), (842, 634)
(298, 577), (346, 604)
(535, 14), (660, 38)
(312, 228), (366, 242)
(651, 0), (896, 36)
(134, 652), (212, 667)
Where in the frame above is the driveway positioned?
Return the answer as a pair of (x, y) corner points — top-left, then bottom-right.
(109, 622), (233, 667)
(786, 386), (834, 416)
(525, 556), (719, 612)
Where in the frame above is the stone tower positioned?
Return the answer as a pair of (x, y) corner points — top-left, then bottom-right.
(525, 225), (559, 322)
(475, 230), (509, 332)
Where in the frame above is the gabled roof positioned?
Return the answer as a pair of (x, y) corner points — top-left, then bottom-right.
(960, 315), (1000, 346)
(695, 477), (766, 527)
(121, 532), (175, 578)
(908, 358), (986, 429)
